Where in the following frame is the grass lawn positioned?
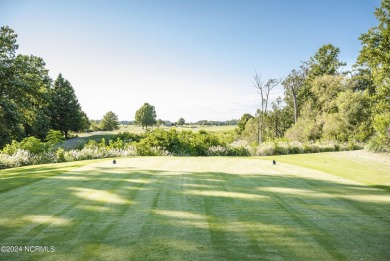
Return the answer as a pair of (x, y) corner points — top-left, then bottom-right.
(0, 152), (389, 260)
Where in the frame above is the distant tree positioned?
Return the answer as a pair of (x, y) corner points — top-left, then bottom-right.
(301, 44), (347, 106)
(100, 111), (119, 131)
(282, 66), (306, 123)
(178, 118), (185, 126)
(90, 120), (100, 131)
(270, 97), (284, 138)
(308, 43), (347, 79)
(135, 103), (157, 129)
(253, 73), (280, 144)
(242, 117), (258, 143)
(49, 74), (82, 139)
(79, 111), (91, 132)
(156, 119), (164, 127)
(237, 113), (253, 134)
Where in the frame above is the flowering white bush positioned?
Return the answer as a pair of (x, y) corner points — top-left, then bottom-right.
(0, 149), (35, 168)
(228, 140), (252, 156)
(63, 145), (137, 162)
(207, 146), (227, 156)
(0, 153), (13, 169)
(255, 143), (275, 156)
(149, 146), (172, 156)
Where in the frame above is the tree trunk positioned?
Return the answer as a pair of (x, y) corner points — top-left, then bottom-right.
(257, 115), (263, 144)
(256, 116), (261, 144)
(292, 90), (298, 123)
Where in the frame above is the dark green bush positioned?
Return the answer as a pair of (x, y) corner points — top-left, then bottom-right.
(129, 129), (225, 156)
(114, 132), (144, 143)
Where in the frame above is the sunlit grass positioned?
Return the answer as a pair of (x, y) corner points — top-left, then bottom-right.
(264, 150), (390, 189)
(0, 153), (389, 260)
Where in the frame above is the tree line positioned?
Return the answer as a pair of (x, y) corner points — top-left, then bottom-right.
(1, 0), (389, 152)
(0, 26), (89, 148)
(90, 109), (238, 132)
(238, 0), (390, 152)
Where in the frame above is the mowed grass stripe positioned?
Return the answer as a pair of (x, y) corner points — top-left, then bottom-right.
(264, 150), (390, 189)
(0, 156), (389, 260)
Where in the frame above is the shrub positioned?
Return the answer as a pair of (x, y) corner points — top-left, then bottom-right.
(56, 148), (66, 162)
(310, 143), (320, 153)
(274, 142), (289, 155)
(255, 143), (275, 156)
(46, 129), (64, 146)
(2, 140), (20, 155)
(20, 137), (47, 154)
(207, 146), (227, 156)
(114, 132), (143, 143)
(0, 153), (12, 169)
(227, 140), (252, 156)
(318, 142), (336, 152)
(0, 149), (35, 168)
(367, 134), (390, 153)
(288, 142), (304, 154)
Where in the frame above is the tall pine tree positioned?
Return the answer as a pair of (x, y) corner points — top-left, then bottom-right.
(49, 74), (83, 139)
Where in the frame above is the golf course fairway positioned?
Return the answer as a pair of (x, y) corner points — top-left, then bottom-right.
(0, 151), (389, 260)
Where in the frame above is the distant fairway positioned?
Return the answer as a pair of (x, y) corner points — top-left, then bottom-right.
(0, 152), (389, 260)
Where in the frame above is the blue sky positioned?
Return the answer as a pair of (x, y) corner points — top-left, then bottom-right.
(0, 0), (380, 121)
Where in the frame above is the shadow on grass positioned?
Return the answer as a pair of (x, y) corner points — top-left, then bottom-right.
(0, 165), (389, 260)
(0, 161), (93, 193)
(371, 184), (390, 192)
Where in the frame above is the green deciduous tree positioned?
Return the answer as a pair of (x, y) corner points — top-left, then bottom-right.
(13, 54), (52, 139)
(336, 89), (372, 141)
(299, 44), (347, 106)
(1, 26), (25, 147)
(237, 113), (253, 134)
(79, 111), (91, 132)
(357, 0), (390, 151)
(357, 0), (390, 114)
(308, 43), (347, 79)
(177, 118), (185, 126)
(0, 26), (52, 147)
(311, 75), (348, 114)
(100, 111), (119, 131)
(285, 99), (322, 142)
(135, 103), (157, 129)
